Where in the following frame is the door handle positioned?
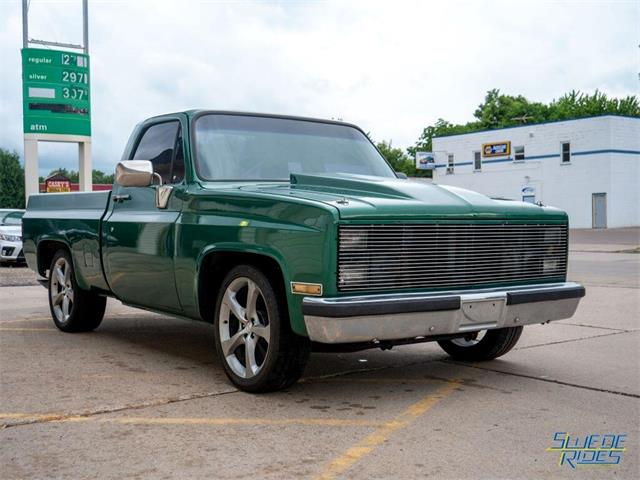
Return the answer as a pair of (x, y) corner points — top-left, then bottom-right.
(112, 194), (131, 203)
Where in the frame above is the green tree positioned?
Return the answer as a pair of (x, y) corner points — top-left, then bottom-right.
(0, 149), (25, 209)
(548, 90), (640, 119)
(473, 89), (548, 127)
(92, 169), (114, 184)
(376, 140), (413, 174)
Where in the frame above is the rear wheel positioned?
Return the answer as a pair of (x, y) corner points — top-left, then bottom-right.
(48, 249), (106, 333)
(437, 326), (523, 361)
(213, 265), (310, 393)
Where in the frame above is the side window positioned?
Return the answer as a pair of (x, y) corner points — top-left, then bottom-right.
(514, 146), (525, 162)
(473, 151), (481, 171)
(446, 154), (454, 174)
(133, 121), (180, 184)
(561, 141), (571, 163)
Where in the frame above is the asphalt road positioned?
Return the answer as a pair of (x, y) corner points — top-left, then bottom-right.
(1, 230), (638, 479)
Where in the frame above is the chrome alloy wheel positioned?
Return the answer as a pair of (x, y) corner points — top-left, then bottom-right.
(218, 277), (271, 379)
(50, 256), (74, 323)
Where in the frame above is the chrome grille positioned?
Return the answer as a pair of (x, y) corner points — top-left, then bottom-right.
(338, 224), (568, 292)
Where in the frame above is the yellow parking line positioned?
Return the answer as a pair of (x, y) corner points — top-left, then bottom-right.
(0, 317), (52, 323)
(0, 413), (46, 419)
(316, 379), (461, 480)
(0, 413), (382, 428)
(0, 327), (56, 332)
(316, 377), (442, 385)
(0, 413), (68, 422)
(104, 417), (383, 427)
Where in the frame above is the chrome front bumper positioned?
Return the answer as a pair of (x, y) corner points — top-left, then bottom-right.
(302, 282), (585, 344)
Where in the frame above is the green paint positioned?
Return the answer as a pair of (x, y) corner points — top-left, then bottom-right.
(22, 111), (569, 338)
(21, 48), (91, 136)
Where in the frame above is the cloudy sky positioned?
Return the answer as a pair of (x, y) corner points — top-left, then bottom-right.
(0, 0), (637, 176)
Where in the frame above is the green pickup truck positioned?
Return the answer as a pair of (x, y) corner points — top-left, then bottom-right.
(22, 111), (585, 392)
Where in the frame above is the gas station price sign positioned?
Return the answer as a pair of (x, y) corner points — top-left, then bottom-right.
(21, 48), (91, 136)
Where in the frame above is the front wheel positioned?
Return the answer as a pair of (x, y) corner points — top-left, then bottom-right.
(437, 326), (523, 361)
(213, 265), (310, 393)
(48, 249), (106, 332)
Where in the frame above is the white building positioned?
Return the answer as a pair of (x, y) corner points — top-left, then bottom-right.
(431, 115), (639, 229)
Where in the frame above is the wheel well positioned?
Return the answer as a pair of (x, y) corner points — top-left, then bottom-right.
(198, 251), (286, 322)
(37, 240), (69, 277)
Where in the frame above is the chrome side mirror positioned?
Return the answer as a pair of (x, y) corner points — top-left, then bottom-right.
(115, 160), (173, 209)
(115, 160), (154, 187)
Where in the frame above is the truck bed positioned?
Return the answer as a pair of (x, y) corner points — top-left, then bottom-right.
(22, 191), (112, 292)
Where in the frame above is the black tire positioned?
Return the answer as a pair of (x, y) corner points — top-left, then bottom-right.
(437, 326), (523, 361)
(213, 265), (310, 393)
(48, 249), (106, 333)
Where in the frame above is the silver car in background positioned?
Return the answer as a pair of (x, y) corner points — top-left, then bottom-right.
(0, 209), (25, 265)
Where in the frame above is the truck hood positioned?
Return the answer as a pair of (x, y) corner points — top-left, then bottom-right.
(237, 173), (567, 221)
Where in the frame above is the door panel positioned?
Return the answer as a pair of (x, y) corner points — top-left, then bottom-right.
(103, 184), (182, 312)
(592, 193), (607, 229)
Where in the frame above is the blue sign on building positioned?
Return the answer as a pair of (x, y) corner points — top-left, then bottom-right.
(482, 141), (511, 157)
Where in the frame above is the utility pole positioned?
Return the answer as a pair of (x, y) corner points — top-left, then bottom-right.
(21, 0), (92, 201)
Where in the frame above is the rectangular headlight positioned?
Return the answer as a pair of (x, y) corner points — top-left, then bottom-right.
(0, 234), (21, 242)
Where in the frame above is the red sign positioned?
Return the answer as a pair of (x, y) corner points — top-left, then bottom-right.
(45, 178), (71, 193)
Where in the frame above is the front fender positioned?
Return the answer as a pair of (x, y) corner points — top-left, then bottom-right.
(174, 204), (338, 336)
(194, 242), (296, 323)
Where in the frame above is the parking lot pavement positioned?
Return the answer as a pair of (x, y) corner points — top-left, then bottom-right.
(1, 231), (638, 479)
(0, 264), (38, 287)
(570, 227), (640, 252)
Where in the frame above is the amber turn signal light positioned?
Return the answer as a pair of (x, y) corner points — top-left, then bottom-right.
(290, 282), (323, 296)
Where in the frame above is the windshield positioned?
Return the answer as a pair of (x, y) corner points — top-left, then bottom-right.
(0, 211), (24, 226)
(194, 114), (396, 181)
